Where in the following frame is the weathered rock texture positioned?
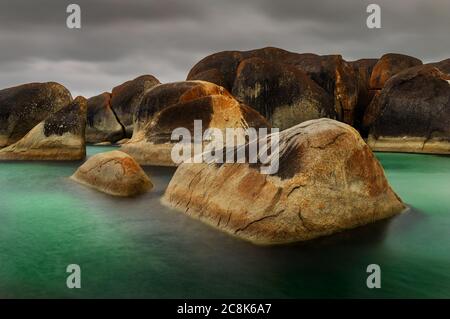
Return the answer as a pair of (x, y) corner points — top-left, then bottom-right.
(187, 47), (358, 127)
(369, 53), (422, 90)
(133, 80), (230, 134)
(71, 150), (152, 197)
(362, 54), (422, 134)
(86, 75), (160, 144)
(0, 96), (87, 160)
(232, 57), (335, 130)
(0, 82), (72, 147)
(122, 81), (270, 166)
(163, 118), (405, 245)
(350, 59), (379, 132)
(367, 65), (450, 154)
(281, 53), (358, 125)
(111, 75), (160, 136)
(86, 92), (125, 143)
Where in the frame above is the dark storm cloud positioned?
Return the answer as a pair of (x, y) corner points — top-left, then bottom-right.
(0, 0), (449, 97)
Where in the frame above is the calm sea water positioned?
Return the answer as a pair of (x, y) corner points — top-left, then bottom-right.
(0, 146), (449, 298)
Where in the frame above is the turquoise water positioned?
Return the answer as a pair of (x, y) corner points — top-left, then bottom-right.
(0, 147), (449, 298)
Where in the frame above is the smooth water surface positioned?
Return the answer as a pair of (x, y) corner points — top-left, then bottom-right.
(0, 147), (449, 298)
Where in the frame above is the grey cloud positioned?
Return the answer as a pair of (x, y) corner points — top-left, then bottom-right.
(0, 0), (449, 97)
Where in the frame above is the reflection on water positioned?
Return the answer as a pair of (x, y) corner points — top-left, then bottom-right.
(0, 147), (449, 298)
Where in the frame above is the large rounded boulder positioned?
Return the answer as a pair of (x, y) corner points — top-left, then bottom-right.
(111, 75), (160, 136)
(283, 52), (359, 125)
(133, 80), (230, 134)
(71, 150), (152, 197)
(122, 81), (270, 166)
(187, 51), (244, 93)
(231, 57), (335, 130)
(369, 53), (422, 90)
(163, 118), (405, 245)
(367, 65), (450, 154)
(187, 47), (358, 127)
(0, 96), (87, 160)
(0, 82), (72, 147)
(86, 92), (125, 144)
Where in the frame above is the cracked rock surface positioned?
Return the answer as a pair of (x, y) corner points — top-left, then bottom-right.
(162, 118), (405, 245)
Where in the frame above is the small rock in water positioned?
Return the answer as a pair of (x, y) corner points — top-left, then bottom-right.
(71, 150), (152, 197)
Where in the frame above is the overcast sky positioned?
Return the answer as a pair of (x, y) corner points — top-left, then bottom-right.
(0, 0), (449, 97)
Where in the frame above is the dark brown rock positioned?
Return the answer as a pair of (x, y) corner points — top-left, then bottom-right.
(350, 59), (379, 133)
(231, 57), (335, 130)
(0, 96), (87, 160)
(0, 82), (72, 147)
(367, 65), (450, 154)
(187, 51), (243, 91)
(362, 90), (382, 131)
(111, 75), (160, 136)
(187, 47), (359, 126)
(429, 58), (450, 75)
(279, 52), (359, 124)
(369, 53), (422, 90)
(86, 92), (125, 143)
